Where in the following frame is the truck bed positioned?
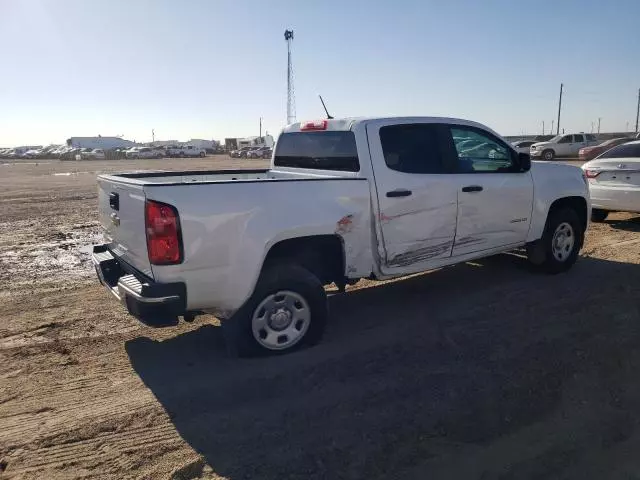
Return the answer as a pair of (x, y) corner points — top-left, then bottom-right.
(100, 168), (351, 186)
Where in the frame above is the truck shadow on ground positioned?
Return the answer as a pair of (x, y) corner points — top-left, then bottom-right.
(126, 254), (640, 480)
(605, 215), (640, 232)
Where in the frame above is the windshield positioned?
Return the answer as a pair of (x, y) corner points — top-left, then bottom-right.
(598, 142), (640, 158)
(547, 135), (562, 143)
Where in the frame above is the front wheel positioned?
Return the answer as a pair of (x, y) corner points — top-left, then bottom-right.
(527, 207), (583, 273)
(222, 263), (327, 357)
(591, 209), (609, 222)
(542, 149), (555, 161)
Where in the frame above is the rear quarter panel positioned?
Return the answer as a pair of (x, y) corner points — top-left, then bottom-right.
(144, 179), (372, 316)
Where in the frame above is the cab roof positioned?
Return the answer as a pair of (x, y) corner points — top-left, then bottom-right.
(282, 116), (494, 133)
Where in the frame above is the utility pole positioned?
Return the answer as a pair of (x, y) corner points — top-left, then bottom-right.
(626, 121), (629, 133)
(590, 122), (594, 133)
(636, 88), (640, 133)
(556, 83), (563, 135)
(551, 120), (554, 135)
(597, 117), (601, 134)
(152, 129), (155, 143)
(542, 120), (545, 135)
(259, 117), (262, 138)
(284, 29), (296, 125)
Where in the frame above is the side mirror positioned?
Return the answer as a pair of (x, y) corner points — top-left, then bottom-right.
(518, 152), (531, 172)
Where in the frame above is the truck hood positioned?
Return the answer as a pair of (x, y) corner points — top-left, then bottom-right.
(531, 142), (553, 148)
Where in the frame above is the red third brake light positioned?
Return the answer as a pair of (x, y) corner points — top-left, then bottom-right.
(584, 169), (601, 178)
(145, 200), (183, 265)
(300, 120), (328, 131)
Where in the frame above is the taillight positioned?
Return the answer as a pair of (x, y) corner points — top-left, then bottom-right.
(145, 200), (183, 265)
(584, 169), (601, 178)
(300, 120), (328, 131)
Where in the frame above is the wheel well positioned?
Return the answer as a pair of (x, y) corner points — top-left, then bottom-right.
(548, 196), (588, 233)
(263, 235), (345, 286)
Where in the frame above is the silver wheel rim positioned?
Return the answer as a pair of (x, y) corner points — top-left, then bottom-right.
(551, 222), (575, 262)
(251, 290), (311, 350)
(544, 151), (552, 160)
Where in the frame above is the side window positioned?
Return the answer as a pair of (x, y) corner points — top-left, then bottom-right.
(586, 134), (596, 141)
(558, 135), (572, 144)
(379, 124), (444, 174)
(574, 134), (584, 142)
(450, 127), (514, 173)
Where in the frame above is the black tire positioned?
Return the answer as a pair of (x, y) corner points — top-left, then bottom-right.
(528, 207), (583, 274)
(199, 151), (205, 158)
(542, 149), (555, 161)
(591, 209), (609, 222)
(222, 263), (327, 357)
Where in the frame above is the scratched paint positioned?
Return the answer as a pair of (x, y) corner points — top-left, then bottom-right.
(335, 214), (354, 234)
(387, 240), (453, 267)
(454, 236), (485, 247)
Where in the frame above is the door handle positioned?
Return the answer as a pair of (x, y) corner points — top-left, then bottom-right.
(386, 189), (412, 198)
(461, 185), (483, 193)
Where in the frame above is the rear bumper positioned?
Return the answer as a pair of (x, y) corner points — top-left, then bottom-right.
(92, 245), (186, 323)
(589, 184), (640, 213)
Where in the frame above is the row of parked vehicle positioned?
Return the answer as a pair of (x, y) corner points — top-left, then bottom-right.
(0, 144), (208, 160)
(511, 132), (640, 161)
(0, 145), (66, 159)
(229, 145), (273, 159)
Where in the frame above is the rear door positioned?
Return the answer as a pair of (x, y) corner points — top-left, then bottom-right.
(97, 177), (153, 278)
(443, 124), (534, 256)
(365, 121), (458, 273)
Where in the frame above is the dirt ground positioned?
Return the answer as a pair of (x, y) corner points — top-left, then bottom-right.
(2, 157), (640, 480)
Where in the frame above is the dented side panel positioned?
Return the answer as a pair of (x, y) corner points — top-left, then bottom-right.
(451, 171), (534, 256)
(364, 120), (458, 275)
(146, 178), (372, 315)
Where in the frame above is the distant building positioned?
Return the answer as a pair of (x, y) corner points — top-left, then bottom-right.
(66, 136), (136, 149)
(147, 140), (180, 147)
(225, 135), (274, 151)
(187, 139), (219, 150)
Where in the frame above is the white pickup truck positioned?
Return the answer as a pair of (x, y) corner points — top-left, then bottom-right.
(92, 116), (590, 356)
(166, 145), (206, 158)
(530, 133), (598, 160)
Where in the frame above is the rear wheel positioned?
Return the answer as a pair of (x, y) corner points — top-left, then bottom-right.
(527, 207), (583, 273)
(542, 149), (555, 161)
(222, 263), (327, 357)
(591, 209), (609, 222)
(199, 151), (205, 158)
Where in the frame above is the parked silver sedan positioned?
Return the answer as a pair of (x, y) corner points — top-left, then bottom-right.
(582, 140), (640, 221)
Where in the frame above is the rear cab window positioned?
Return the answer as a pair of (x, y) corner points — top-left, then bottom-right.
(274, 131), (359, 172)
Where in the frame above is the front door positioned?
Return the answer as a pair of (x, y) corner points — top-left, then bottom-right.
(445, 125), (534, 256)
(366, 121), (458, 273)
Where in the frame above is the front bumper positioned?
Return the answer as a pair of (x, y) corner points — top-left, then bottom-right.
(92, 245), (186, 323)
(530, 149), (543, 158)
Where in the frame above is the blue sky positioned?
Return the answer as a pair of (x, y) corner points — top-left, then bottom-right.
(1, 0), (639, 147)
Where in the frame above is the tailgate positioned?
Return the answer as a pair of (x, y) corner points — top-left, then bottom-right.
(98, 176), (153, 278)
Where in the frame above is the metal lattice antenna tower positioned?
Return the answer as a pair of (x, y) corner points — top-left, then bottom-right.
(285, 29), (296, 125)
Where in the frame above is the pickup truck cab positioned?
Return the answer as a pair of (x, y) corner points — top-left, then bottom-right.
(92, 116), (590, 356)
(530, 133), (598, 160)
